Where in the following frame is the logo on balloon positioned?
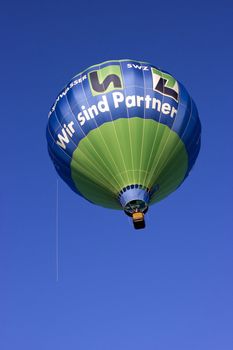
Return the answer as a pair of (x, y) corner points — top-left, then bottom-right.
(151, 68), (179, 102)
(88, 65), (123, 96)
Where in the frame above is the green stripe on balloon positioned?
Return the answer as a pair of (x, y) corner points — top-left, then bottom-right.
(71, 118), (188, 209)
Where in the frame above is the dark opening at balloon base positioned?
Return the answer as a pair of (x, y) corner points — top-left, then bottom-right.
(124, 199), (148, 216)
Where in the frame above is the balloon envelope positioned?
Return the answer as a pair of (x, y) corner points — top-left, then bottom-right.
(46, 59), (201, 216)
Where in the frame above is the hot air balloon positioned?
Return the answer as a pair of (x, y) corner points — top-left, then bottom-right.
(46, 59), (201, 229)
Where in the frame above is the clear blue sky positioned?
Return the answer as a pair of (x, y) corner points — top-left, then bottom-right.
(1, 1), (233, 349)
